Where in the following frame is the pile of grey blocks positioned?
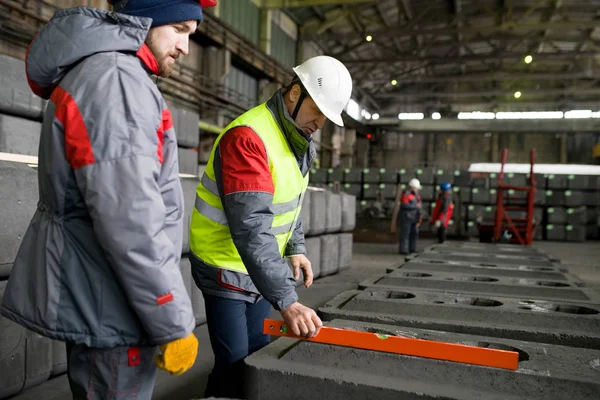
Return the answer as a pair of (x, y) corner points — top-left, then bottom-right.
(0, 160), (206, 398)
(298, 187), (356, 283)
(246, 241), (600, 399)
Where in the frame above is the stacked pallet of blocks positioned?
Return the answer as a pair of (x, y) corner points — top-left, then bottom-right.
(245, 242), (600, 399)
(297, 186), (356, 282)
(309, 167), (600, 242)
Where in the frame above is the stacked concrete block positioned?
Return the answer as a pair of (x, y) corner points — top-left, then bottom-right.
(177, 147), (198, 175)
(324, 191), (342, 233)
(338, 233), (353, 271)
(362, 183), (378, 199)
(0, 115), (42, 156)
(246, 318), (600, 400)
(308, 188), (327, 236)
(340, 192), (356, 232)
(319, 234), (340, 277)
(341, 183), (361, 198)
(379, 168), (399, 184)
(415, 168), (434, 185)
(343, 168), (362, 183)
(565, 225), (586, 242)
(362, 168), (379, 183)
(166, 100), (200, 148)
(434, 168), (454, 186)
(470, 187), (489, 204)
(299, 189), (311, 236)
(309, 168), (327, 183)
(547, 174), (568, 190)
(546, 224), (566, 241)
(327, 168), (344, 183)
(0, 55), (45, 119)
(305, 237), (321, 279)
(180, 177), (200, 254)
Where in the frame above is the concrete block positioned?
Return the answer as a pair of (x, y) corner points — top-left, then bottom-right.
(446, 219), (457, 236)
(584, 191), (598, 207)
(51, 340), (67, 376)
(466, 220), (478, 236)
(327, 168), (344, 183)
(504, 173), (528, 187)
(389, 259), (568, 281)
(176, 106), (200, 148)
(419, 185), (435, 202)
(415, 251), (555, 267)
(361, 168), (379, 183)
(340, 192), (356, 232)
(0, 281), (52, 398)
(564, 190), (585, 207)
(380, 183), (397, 200)
(565, 225), (586, 242)
(452, 169), (470, 186)
(324, 191), (342, 233)
(362, 183), (378, 199)
(305, 237), (321, 279)
(425, 242), (546, 257)
(567, 174), (591, 190)
(358, 269), (596, 303)
(586, 224), (598, 239)
(547, 174), (568, 190)
(309, 189), (326, 236)
(434, 169), (453, 186)
(319, 289), (600, 349)
(341, 183), (361, 198)
(547, 207), (567, 224)
(379, 168), (398, 183)
(0, 161), (38, 277)
(300, 189), (311, 236)
(0, 115), (42, 156)
(180, 177), (199, 254)
(319, 235), (339, 277)
(0, 55), (45, 118)
(470, 187), (489, 204)
(309, 168), (327, 184)
(338, 233), (353, 270)
(415, 168), (434, 185)
(545, 190), (565, 206)
(177, 147), (198, 175)
(546, 224), (566, 241)
(566, 207), (587, 225)
(343, 168), (362, 183)
(527, 173), (547, 190)
(246, 318), (600, 400)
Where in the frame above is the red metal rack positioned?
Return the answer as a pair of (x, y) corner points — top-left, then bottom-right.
(492, 148), (537, 246)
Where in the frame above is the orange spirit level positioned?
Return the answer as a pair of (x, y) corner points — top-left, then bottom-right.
(264, 319), (519, 370)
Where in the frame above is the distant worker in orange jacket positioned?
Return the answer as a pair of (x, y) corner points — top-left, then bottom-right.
(430, 182), (454, 243)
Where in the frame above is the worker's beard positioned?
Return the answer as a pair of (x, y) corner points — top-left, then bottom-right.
(146, 33), (178, 78)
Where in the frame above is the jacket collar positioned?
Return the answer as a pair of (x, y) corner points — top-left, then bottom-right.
(266, 89), (316, 165)
(137, 43), (160, 76)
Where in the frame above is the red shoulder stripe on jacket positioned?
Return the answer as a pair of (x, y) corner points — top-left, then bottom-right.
(218, 126), (274, 195)
(51, 86), (95, 169)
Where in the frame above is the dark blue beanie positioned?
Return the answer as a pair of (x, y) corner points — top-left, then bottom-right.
(115, 0), (203, 27)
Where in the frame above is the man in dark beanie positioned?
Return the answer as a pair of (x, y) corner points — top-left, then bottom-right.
(1, 1), (216, 399)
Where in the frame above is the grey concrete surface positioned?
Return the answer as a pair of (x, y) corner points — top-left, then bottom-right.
(324, 192), (342, 233)
(319, 234), (339, 277)
(0, 55), (45, 118)
(50, 340), (67, 377)
(0, 115), (41, 156)
(246, 319), (600, 400)
(338, 233), (353, 271)
(389, 259), (572, 281)
(415, 251), (558, 267)
(178, 147), (199, 176)
(340, 192), (356, 232)
(424, 242), (547, 257)
(308, 189), (326, 236)
(319, 288), (600, 349)
(305, 237), (321, 279)
(180, 177), (200, 254)
(299, 189), (311, 236)
(359, 269), (598, 302)
(0, 161), (38, 278)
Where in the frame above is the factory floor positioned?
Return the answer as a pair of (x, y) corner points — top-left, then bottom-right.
(9, 239), (600, 400)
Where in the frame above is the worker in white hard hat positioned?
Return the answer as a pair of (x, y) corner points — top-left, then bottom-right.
(188, 55), (353, 398)
(391, 178), (423, 254)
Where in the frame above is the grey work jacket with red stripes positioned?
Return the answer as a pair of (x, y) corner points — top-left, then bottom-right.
(0, 7), (194, 348)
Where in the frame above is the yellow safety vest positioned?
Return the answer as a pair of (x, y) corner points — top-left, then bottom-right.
(189, 103), (309, 273)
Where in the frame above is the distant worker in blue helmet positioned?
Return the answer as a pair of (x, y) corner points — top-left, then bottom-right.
(430, 182), (454, 243)
(391, 178), (422, 254)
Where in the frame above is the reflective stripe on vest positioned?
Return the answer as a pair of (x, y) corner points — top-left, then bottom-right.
(189, 104), (309, 274)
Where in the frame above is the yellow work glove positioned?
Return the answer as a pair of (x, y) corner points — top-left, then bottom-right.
(154, 333), (199, 376)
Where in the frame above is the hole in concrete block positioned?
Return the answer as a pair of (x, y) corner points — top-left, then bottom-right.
(444, 278), (454, 280)
(536, 281), (570, 287)
(388, 291), (416, 300)
(519, 306), (532, 310)
(476, 342), (529, 362)
(478, 263), (497, 267)
(464, 276), (499, 282)
(550, 304), (599, 315)
(519, 300), (536, 304)
(532, 267), (554, 271)
(403, 272), (432, 278)
(457, 297), (503, 307)
(428, 260), (445, 264)
(433, 301), (445, 304)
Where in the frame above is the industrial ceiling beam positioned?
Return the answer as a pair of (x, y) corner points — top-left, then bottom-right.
(261, 0), (371, 9)
(342, 51), (600, 65)
(376, 87), (600, 99)
(364, 71), (600, 84)
(301, 19), (600, 41)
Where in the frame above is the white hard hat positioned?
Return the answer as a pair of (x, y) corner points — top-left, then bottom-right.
(293, 55), (353, 127)
(408, 178), (421, 188)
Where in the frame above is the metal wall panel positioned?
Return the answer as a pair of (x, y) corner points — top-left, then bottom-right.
(270, 22), (297, 69)
(220, 0), (260, 46)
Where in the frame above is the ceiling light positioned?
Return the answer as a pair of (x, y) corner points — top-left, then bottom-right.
(398, 113), (424, 120)
(372, 113), (380, 120)
(524, 55), (533, 64)
(514, 91), (522, 99)
(431, 112), (441, 120)
(366, 35), (373, 42)
(391, 79), (397, 86)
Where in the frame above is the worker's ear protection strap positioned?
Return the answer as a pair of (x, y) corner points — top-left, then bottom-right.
(292, 87), (308, 121)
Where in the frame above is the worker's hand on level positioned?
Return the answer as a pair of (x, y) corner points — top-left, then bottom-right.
(280, 302), (322, 338)
(434, 220), (441, 228)
(289, 254), (314, 288)
(154, 333), (199, 376)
